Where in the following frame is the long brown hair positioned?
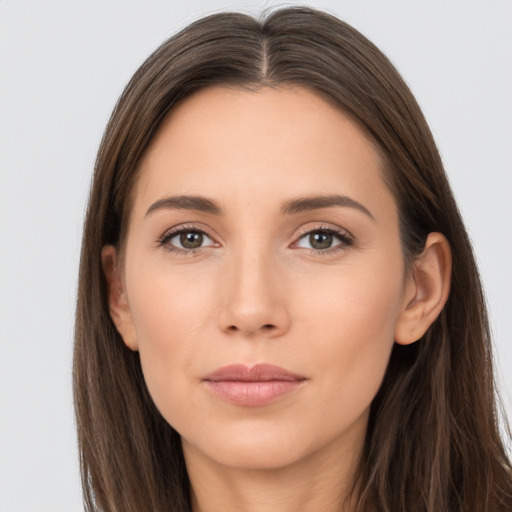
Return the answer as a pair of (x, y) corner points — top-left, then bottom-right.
(74, 7), (512, 511)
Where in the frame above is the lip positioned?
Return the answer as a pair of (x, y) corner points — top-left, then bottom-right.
(202, 363), (307, 407)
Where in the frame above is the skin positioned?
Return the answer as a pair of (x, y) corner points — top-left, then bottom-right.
(104, 86), (451, 512)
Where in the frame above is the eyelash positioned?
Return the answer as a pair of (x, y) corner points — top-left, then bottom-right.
(157, 224), (354, 257)
(157, 224), (214, 256)
(295, 225), (354, 256)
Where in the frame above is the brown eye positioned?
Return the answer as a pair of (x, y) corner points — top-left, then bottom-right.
(160, 228), (216, 253)
(309, 232), (333, 250)
(295, 227), (353, 253)
(180, 231), (204, 249)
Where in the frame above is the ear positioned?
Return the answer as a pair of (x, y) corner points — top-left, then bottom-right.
(394, 232), (452, 345)
(101, 245), (139, 351)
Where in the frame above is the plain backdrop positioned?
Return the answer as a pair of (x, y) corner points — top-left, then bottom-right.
(1, 0), (511, 510)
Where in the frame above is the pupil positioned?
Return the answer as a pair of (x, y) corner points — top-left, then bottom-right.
(180, 231), (203, 249)
(310, 232), (332, 249)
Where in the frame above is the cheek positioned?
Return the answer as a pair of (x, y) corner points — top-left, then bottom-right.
(126, 266), (216, 415)
(297, 258), (403, 412)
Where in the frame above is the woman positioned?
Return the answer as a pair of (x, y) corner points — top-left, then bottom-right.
(73, 6), (512, 511)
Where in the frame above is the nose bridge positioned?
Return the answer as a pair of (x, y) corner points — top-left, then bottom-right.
(232, 243), (273, 305)
(217, 237), (289, 338)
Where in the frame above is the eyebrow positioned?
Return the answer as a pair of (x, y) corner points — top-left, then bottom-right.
(145, 194), (374, 220)
(281, 195), (374, 220)
(146, 195), (222, 216)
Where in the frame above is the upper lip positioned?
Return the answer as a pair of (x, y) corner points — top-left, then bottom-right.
(203, 363), (306, 382)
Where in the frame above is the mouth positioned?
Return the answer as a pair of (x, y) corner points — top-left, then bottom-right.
(202, 363), (307, 407)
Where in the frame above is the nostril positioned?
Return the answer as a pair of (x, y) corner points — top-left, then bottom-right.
(227, 324), (275, 333)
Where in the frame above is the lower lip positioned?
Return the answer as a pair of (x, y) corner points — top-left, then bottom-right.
(204, 380), (304, 407)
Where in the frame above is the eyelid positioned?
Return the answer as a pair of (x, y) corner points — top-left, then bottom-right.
(157, 223), (219, 253)
(291, 223), (354, 254)
(294, 222), (354, 240)
(294, 222), (353, 240)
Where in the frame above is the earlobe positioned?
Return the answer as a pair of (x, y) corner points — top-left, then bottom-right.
(394, 232), (452, 345)
(101, 245), (139, 351)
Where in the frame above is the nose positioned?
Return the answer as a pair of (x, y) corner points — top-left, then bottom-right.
(217, 248), (291, 339)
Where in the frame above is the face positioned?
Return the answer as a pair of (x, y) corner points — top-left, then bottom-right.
(108, 86), (416, 471)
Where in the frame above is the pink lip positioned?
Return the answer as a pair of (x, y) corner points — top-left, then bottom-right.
(203, 363), (307, 407)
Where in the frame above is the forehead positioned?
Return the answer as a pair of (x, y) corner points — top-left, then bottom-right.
(132, 85), (394, 220)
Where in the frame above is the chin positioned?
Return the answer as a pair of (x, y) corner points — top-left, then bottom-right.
(182, 420), (316, 470)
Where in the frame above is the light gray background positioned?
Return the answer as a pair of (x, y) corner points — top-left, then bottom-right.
(1, 1), (511, 510)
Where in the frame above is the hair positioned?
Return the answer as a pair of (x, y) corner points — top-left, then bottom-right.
(73, 6), (512, 512)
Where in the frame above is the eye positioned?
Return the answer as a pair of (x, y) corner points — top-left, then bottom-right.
(158, 226), (217, 253)
(295, 227), (353, 253)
